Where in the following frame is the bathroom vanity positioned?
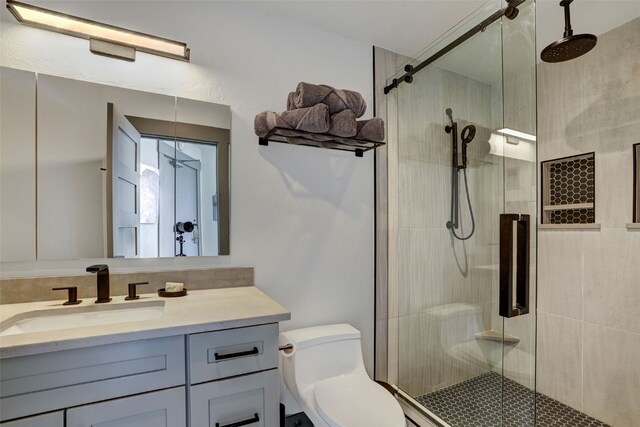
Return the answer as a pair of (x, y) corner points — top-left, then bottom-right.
(0, 287), (290, 427)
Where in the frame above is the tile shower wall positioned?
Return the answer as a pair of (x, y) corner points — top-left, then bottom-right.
(379, 1), (539, 399)
(537, 17), (640, 427)
(373, 47), (412, 383)
(394, 63), (504, 397)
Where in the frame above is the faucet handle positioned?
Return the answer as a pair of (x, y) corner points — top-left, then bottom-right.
(125, 282), (149, 301)
(52, 287), (82, 305)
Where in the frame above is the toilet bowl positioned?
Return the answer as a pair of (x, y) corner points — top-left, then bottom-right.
(279, 324), (405, 427)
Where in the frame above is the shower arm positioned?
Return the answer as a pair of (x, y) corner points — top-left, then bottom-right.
(561, 0), (574, 37)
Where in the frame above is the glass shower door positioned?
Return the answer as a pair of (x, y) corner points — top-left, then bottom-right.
(390, 1), (537, 426)
(499, 0), (537, 425)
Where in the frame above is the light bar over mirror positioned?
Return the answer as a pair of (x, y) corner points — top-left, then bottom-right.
(6, 0), (190, 62)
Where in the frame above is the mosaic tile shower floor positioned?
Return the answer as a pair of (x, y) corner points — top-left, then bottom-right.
(416, 372), (609, 427)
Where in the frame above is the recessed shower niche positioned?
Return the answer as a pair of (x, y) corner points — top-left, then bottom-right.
(541, 152), (596, 225)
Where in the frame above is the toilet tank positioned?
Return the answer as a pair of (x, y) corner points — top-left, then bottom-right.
(280, 324), (365, 393)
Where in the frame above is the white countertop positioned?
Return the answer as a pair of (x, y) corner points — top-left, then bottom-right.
(0, 287), (290, 359)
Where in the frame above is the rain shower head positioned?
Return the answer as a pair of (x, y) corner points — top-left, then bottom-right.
(541, 33), (597, 63)
(541, 0), (597, 63)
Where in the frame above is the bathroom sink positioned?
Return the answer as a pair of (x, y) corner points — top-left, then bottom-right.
(0, 300), (165, 336)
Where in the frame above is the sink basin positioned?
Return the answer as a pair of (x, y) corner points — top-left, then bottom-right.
(0, 300), (165, 336)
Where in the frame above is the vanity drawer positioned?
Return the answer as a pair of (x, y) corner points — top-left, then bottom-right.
(189, 323), (278, 383)
(0, 335), (185, 422)
(190, 369), (279, 427)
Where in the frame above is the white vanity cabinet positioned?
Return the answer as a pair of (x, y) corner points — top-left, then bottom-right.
(0, 335), (185, 422)
(0, 323), (281, 427)
(0, 287), (290, 426)
(189, 323), (280, 426)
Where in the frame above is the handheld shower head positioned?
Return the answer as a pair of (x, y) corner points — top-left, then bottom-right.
(461, 125), (476, 144)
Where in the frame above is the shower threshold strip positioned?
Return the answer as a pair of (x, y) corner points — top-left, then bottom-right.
(407, 372), (609, 427)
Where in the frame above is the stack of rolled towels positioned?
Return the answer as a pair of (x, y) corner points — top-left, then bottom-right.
(254, 82), (385, 143)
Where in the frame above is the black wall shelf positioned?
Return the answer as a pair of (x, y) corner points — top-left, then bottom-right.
(258, 127), (385, 158)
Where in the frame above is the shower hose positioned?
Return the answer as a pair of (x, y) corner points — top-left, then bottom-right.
(449, 168), (476, 241)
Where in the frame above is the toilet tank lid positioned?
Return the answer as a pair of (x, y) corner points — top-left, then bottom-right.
(280, 324), (360, 350)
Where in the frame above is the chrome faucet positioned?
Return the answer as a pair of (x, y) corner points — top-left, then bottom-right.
(86, 264), (111, 303)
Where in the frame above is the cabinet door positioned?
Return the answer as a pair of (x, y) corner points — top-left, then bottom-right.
(1, 335), (185, 421)
(1, 411), (63, 427)
(66, 387), (185, 427)
(191, 369), (279, 427)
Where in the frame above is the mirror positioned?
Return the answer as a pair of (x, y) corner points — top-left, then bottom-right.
(0, 67), (230, 261)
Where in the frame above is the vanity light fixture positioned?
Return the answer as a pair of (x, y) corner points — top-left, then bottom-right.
(496, 128), (536, 142)
(6, 0), (190, 62)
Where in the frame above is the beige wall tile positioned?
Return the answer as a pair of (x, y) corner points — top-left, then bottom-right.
(537, 231), (584, 320)
(536, 16), (640, 425)
(596, 149), (635, 228)
(375, 46), (412, 381)
(0, 267), (253, 304)
(537, 312), (583, 410)
(583, 229), (640, 334)
(583, 322), (640, 426)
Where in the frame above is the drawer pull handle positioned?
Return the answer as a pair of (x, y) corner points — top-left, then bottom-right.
(216, 413), (259, 427)
(214, 347), (259, 361)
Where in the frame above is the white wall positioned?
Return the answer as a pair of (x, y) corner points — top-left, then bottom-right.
(0, 2), (374, 371)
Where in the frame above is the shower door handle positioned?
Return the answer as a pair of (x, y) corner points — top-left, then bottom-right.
(499, 214), (530, 318)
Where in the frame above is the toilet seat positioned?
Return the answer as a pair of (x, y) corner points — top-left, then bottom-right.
(313, 373), (406, 427)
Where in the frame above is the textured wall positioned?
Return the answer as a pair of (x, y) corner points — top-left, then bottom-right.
(0, 2), (375, 372)
(537, 17), (640, 427)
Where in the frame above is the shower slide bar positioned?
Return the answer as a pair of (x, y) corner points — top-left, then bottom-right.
(383, 0), (526, 94)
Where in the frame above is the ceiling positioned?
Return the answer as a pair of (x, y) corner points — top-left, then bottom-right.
(3, 0), (638, 73)
(246, 0), (640, 58)
(245, 0), (488, 57)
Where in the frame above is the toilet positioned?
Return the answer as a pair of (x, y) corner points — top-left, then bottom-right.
(279, 324), (406, 427)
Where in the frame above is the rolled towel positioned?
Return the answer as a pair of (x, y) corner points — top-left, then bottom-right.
(294, 82), (366, 118)
(355, 117), (385, 142)
(328, 109), (357, 137)
(254, 103), (330, 138)
(286, 92), (296, 111)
